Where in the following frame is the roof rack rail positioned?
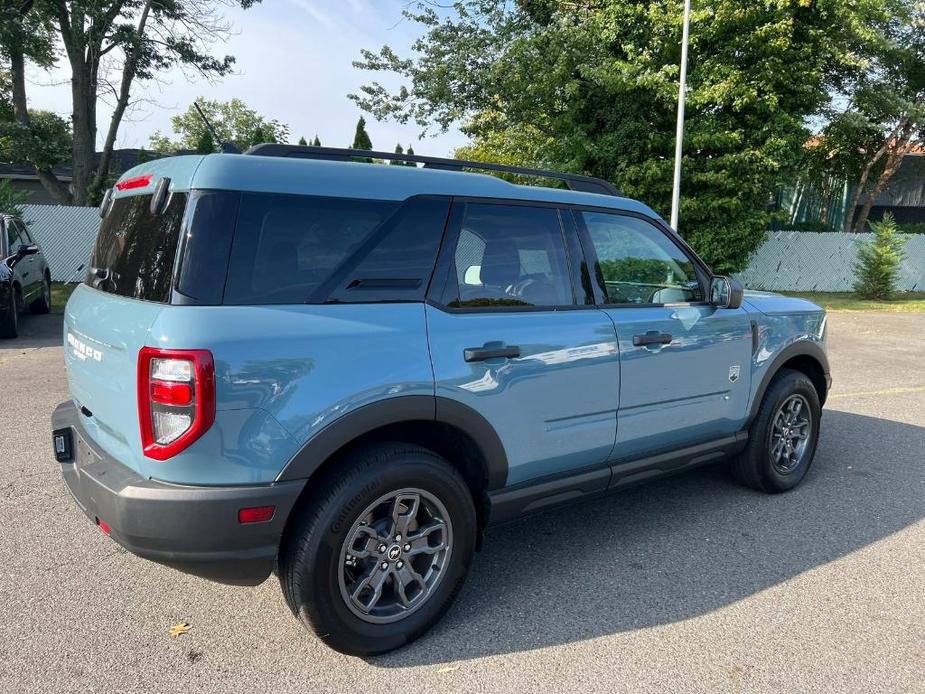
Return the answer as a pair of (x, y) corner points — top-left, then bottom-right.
(243, 144), (622, 197)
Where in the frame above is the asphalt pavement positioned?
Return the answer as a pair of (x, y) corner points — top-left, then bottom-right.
(1, 310), (922, 693)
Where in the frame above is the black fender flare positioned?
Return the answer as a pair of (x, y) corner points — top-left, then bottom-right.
(275, 395), (509, 490)
(747, 340), (830, 424)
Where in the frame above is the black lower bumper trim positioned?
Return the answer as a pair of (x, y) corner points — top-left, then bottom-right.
(52, 401), (306, 585)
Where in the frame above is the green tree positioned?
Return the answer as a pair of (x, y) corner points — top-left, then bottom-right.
(853, 213), (907, 299)
(0, 179), (27, 216)
(2, 1), (261, 205)
(150, 98), (289, 153)
(194, 129), (216, 154)
(349, 116), (373, 162)
(298, 135), (308, 146)
(312, 135), (321, 146)
(837, 4), (925, 231)
(405, 145), (417, 166)
(351, 0), (893, 273)
(390, 143), (405, 164)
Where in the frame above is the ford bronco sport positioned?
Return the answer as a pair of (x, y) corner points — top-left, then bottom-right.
(52, 145), (830, 655)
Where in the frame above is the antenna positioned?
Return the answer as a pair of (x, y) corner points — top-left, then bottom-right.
(193, 101), (239, 154)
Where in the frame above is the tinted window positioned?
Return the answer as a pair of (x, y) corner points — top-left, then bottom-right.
(325, 196), (450, 303)
(5, 222), (23, 254)
(448, 204), (573, 308)
(579, 212), (703, 304)
(175, 190), (241, 305)
(223, 193), (399, 305)
(14, 220), (32, 244)
(85, 193), (187, 302)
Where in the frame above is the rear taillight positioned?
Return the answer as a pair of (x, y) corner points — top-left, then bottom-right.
(138, 347), (215, 461)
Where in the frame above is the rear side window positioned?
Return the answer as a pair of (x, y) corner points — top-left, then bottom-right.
(223, 194), (401, 305)
(86, 193), (187, 302)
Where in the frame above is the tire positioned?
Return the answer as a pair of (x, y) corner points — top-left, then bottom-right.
(733, 368), (821, 493)
(0, 285), (19, 339)
(29, 274), (51, 314)
(279, 442), (477, 655)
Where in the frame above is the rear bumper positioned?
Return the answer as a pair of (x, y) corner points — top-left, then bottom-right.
(52, 401), (305, 585)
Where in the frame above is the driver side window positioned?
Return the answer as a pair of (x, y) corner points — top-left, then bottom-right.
(579, 212), (703, 305)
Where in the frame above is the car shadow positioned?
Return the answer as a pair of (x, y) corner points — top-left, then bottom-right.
(0, 313), (63, 352)
(370, 409), (925, 667)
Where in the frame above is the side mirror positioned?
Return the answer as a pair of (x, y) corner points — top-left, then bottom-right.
(17, 244), (39, 257)
(710, 275), (743, 309)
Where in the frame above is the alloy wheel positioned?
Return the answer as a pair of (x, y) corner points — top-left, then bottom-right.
(769, 394), (812, 474)
(338, 488), (452, 624)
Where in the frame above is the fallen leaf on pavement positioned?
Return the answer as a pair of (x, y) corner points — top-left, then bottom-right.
(169, 622), (191, 637)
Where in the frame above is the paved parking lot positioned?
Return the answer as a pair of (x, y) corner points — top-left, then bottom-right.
(1, 311), (923, 693)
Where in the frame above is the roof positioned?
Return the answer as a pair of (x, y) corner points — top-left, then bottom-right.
(19, 204), (101, 282)
(115, 153), (659, 218)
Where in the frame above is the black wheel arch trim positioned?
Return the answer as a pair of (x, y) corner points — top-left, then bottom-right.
(747, 340), (830, 424)
(275, 395), (509, 490)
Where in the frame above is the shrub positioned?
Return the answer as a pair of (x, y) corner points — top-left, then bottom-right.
(0, 179), (27, 216)
(853, 213), (906, 300)
(898, 222), (925, 235)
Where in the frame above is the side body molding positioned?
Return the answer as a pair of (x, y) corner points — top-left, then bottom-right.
(275, 395), (509, 490)
(747, 339), (830, 424)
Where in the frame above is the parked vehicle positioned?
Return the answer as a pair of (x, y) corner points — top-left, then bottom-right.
(51, 146), (830, 655)
(1, 213), (52, 338)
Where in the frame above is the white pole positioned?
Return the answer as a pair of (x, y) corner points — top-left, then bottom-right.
(670, 0), (691, 231)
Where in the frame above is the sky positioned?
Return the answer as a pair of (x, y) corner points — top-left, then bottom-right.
(24, 0), (469, 157)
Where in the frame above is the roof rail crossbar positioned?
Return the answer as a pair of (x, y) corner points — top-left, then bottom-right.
(242, 144), (622, 197)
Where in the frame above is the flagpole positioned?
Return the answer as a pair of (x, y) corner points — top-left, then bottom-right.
(670, 0), (691, 231)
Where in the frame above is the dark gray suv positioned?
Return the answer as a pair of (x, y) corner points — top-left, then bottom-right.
(1, 214), (51, 338)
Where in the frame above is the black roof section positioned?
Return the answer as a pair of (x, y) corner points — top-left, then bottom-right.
(243, 144), (622, 197)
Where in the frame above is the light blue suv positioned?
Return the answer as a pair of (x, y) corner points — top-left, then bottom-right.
(52, 145), (830, 655)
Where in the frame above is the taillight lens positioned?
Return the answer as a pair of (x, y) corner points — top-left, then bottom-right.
(138, 347), (215, 460)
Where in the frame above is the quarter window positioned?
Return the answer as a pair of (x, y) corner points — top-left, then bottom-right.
(579, 212), (703, 304)
(448, 204), (573, 308)
(223, 194), (400, 305)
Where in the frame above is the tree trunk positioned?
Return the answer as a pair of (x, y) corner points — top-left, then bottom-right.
(69, 62), (96, 207)
(93, 0), (154, 193)
(9, 47), (73, 205)
(853, 139), (916, 232)
(818, 175), (832, 226)
(842, 121), (905, 231)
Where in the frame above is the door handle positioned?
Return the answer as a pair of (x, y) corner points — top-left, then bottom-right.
(633, 333), (673, 347)
(464, 345), (521, 362)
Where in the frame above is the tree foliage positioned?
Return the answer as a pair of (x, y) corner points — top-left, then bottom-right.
(349, 116), (373, 162)
(149, 97), (289, 153)
(352, 0), (893, 272)
(833, 2), (925, 231)
(854, 212), (906, 298)
(0, 178), (28, 216)
(1, 1), (261, 205)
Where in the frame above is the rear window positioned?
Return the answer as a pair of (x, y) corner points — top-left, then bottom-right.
(86, 193), (187, 302)
(223, 193), (401, 305)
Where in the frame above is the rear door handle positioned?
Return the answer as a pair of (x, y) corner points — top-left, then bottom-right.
(633, 333), (673, 347)
(464, 346), (521, 362)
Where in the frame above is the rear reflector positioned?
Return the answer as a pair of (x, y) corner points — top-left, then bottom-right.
(238, 506), (275, 524)
(116, 174), (154, 191)
(96, 518), (111, 535)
